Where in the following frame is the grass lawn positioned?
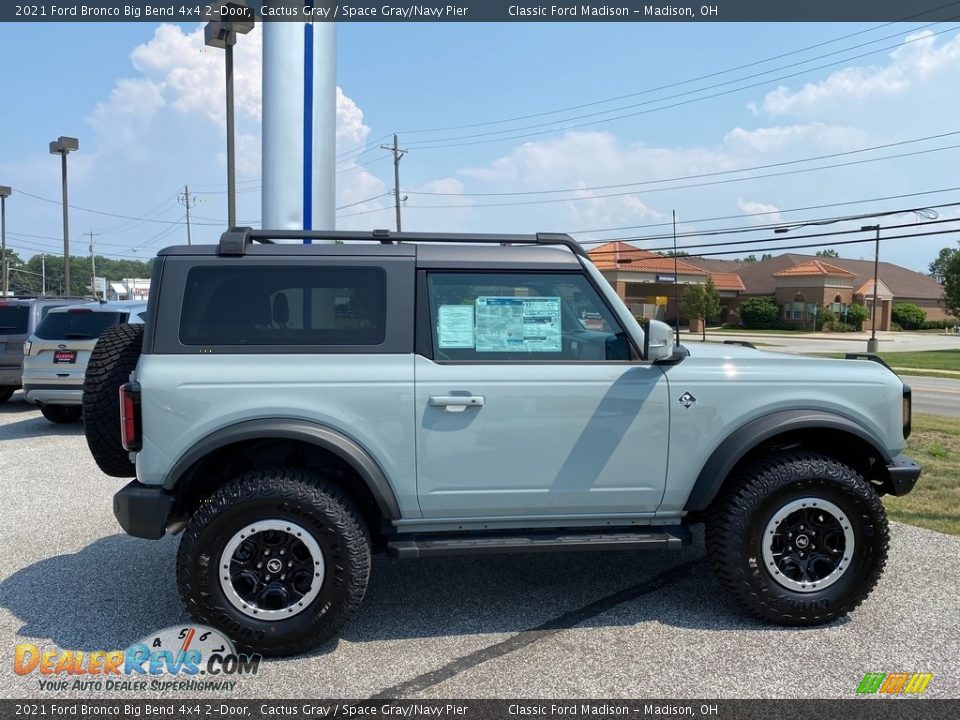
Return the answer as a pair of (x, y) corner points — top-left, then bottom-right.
(709, 327), (814, 334)
(885, 414), (960, 536)
(811, 350), (960, 377)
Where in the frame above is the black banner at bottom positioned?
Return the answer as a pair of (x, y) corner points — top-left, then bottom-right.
(3, 699), (957, 720)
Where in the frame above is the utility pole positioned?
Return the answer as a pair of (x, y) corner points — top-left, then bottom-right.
(86, 230), (99, 298)
(862, 224), (881, 353)
(179, 185), (196, 245)
(380, 134), (408, 231)
(41, 254), (46, 295)
(0, 186), (10, 297)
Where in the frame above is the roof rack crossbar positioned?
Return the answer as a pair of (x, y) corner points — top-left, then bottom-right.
(217, 227), (587, 258)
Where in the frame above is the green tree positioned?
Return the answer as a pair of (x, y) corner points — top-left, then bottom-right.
(663, 250), (689, 257)
(891, 303), (926, 330)
(761, 253), (774, 261)
(944, 249), (960, 320)
(739, 295), (779, 329)
(681, 277), (720, 341)
(816, 249), (840, 258)
(930, 245), (959, 284)
(741, 254), (758, 263)
(846, 303), (869, 330)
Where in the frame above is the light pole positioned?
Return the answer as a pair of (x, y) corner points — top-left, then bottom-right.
(0, 186), (10, 297)
(862, 224), (881, 353)
(205, 2), (254, 229)
(49, 136), (78, 295)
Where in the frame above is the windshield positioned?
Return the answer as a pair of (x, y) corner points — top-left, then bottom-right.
(0, 305), (30, 335)
(35, 311), (126, 340)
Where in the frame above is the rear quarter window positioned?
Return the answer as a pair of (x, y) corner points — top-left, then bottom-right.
(35, 311), (126, 340)
(0, 305), (29, 335)
(179, 266), (387, 346)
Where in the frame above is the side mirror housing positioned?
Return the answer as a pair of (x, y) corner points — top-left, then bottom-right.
(643, 319), (675, 361)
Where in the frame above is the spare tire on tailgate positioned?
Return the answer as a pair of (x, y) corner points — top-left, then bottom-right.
(83, 323), (144, 478)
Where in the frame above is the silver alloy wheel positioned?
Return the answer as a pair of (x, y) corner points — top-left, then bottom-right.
(218, 520), (325, 620)
(761, 498), (855, 593)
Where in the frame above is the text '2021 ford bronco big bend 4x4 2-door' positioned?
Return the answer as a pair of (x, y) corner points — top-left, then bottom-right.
(82, 229), (920, 656)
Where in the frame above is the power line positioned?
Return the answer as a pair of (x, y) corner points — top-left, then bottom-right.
(584, 216), (960, 256)
(398, 12), (956, 135)
(567, 185), (960, 235)
(652, 226), (960, 258)
(402, 26), (960, 151)
(399, 141), (960, 210)
(15, 189), (224, 226)
(404, 131), (960, 198)
(577, 200), (960, 245)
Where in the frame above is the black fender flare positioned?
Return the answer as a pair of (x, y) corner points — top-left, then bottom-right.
(684, 409), (892, 512)
(162, 418), (401, 520)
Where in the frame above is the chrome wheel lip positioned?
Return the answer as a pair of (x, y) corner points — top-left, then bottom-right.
(761, 497), (855, 594)
(218, 519), (325, 621)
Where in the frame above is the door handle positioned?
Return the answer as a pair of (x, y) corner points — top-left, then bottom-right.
(429, 395), (485, 412)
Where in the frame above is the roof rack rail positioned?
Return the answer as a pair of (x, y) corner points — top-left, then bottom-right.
(217, 227), (587, 259)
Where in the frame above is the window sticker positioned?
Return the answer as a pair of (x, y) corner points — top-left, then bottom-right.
(437, 305), (475, 348)
(475, 296), (562, 352)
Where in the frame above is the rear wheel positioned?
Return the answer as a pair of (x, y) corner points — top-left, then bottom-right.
(176, 468), (371, 657)
(0, 387), (14, 404)
(706, 451), (888, 626)
(83, 323), (144, 477)
(39, 404), (82, 424)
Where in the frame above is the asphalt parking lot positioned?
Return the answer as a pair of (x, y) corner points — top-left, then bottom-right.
(1, 392), (958, 700)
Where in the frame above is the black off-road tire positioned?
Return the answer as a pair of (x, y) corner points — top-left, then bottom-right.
(0, 387), (15, 404)
(706, 451), (888, 626)
(176, 468), (371, 657)
(83, 323), (144, 477)
(40, 404), (83, 423)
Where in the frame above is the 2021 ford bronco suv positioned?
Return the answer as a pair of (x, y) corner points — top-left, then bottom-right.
(83, 229), (920, 656)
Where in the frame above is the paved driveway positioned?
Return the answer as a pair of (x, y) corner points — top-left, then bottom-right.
(1, 395), (958, 700)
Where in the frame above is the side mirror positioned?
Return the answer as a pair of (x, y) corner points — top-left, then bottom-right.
(642, 319), (675, 362)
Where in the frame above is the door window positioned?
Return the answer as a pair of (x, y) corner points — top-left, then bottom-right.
(426, 272), (632, 361)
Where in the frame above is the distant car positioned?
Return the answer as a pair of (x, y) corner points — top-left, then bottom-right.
(0, 296), (90, 403)
(22, 300), (147, 423)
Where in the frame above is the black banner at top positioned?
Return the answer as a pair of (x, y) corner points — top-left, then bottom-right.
(4, 0), (960, 22)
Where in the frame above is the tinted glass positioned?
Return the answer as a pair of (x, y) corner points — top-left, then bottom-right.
(180, 266), (386, 346)
(35, 311), (126, 340)
(427, 272), (631, 361)
(0, 305), (30, 335)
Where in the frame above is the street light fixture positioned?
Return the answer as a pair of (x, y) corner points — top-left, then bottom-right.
(49, 136), (78, 296)
(861, 224), (881, 353)
(205, 1), (254, 229)
(0, 185), (10, 297)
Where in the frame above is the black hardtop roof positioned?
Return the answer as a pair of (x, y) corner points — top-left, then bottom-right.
(157, 228), (586, 269)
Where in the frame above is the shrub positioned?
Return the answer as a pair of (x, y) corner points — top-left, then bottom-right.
(739, 296), (780, 329)
(846, 303), (868, 330)
(921, 319), (955, 330)
(892, 303), (926, 330)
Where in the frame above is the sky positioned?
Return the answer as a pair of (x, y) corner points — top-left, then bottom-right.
(0, 21), (959, 272)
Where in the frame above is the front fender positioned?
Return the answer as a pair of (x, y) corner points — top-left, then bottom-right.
(683, 409), (891, 512)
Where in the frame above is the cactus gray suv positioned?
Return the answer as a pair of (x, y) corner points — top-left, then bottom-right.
(82, 229), (921, 656)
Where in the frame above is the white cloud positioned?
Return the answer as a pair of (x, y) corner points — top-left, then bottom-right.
(89, 78), (166, 155)
(737, 198), (783, 225)
(723, 123), (869, 154)
(759, 30), (960, 116)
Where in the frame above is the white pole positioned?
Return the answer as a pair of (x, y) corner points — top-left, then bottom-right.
(262, 19), (336, 236)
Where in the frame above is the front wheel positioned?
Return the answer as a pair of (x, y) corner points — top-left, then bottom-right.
(706, 451), (888, 626)
(176, 468), (371, 657)
(40, 404), (83, 424)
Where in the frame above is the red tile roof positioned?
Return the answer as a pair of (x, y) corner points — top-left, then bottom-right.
(588, 241), (707, 275)
(772, 260), (857, 278)
(710, 272), (746, 291)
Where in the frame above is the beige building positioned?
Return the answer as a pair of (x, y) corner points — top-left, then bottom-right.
(587, 243), (950, 327)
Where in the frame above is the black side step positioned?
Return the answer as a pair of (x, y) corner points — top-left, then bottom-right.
(386, 526), (691, 559)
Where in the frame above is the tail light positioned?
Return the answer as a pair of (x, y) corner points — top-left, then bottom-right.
(902, 385), (912, 440)
(120, 382), (142, 452)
